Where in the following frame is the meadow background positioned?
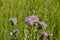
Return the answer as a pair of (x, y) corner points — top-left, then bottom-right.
(0, 0), (60, 40)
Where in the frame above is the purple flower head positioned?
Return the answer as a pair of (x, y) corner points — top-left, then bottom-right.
(41, 32), (48, 37)
(40, 22), (47, 29)
(25, 15), (39, 25)
(9, 18), (17, 25)
(30, 15), (39, 23)
(25, 17), (33, 25)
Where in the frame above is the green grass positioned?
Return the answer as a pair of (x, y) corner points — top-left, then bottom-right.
(0, 0), (60, 40)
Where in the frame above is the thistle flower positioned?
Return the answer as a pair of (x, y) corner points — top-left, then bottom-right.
(25, 15), (39, 26)
(9, 29), (20, 36)
(9, 18), (17, 26)
(38, 22), (47, 29)
(41, 32), (48, 37)
(13, 29), (20, 36)
(40, 32), (53, 40)
(40, 32), (48, 40)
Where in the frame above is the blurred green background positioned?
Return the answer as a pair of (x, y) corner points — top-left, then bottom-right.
(0, 0), (60, 40)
